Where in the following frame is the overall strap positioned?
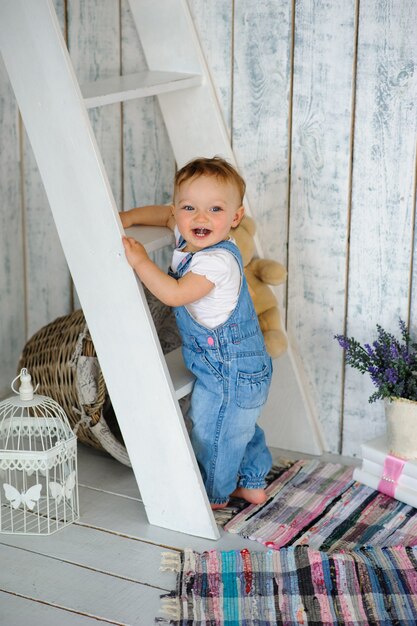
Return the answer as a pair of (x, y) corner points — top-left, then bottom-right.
(206, 239), (244, 274)
(175, 251), (194, 275)
(170, 238), (243, 279)
(168, 232), (192, 277)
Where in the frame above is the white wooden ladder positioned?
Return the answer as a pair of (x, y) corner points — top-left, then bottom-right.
(0, 0), (323, 539)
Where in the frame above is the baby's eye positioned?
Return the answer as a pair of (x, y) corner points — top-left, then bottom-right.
(182, 205), (194, 211)
(210, 206), (223, 212)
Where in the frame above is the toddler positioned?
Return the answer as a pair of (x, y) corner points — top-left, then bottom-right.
(122, 157), (272, 509)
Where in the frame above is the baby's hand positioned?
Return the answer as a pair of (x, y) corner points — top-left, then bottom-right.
(122, 236), (148, 270)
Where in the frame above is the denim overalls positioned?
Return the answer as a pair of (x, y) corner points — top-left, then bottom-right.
(170, 238), (273, 504)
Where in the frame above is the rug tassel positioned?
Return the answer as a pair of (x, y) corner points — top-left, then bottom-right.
(160, 595), (181, 620)
(160, 551), (182, 572)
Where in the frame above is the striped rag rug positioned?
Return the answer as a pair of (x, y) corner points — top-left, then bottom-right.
(157, 545), (417, 625)
(223, 460), (417, 552)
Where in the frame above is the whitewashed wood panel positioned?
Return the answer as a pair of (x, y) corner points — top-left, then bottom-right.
(121, 0), (175, 270)
(288, 0), (356, 453)
(0, 57), (24, 397)
(231, 2), (325, 454)
(0, 522), (175, 589)
(68, 0), (122, 210)
(121, 0), (175, 208)
(0, 592), (110, 626)
(21, 0), (71, 339)
(78, 444), (142, 498)
(53, 0), (65, 28)
(187, 0), (233, 134)
(21, 139), (73, 338)
(232, 0), (292, 262)
(343, 0), (417, 457)
(76, 483), (266, 552)
(0, 543), (164, 625)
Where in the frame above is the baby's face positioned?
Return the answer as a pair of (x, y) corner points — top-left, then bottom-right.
(173, 175), (244, 253)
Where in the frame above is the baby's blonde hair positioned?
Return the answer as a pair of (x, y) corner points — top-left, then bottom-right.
(174, 156), (246, 203)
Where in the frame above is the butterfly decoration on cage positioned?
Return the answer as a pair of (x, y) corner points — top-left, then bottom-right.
(49, 471), (76, 504)
(3, 483), (42, 510)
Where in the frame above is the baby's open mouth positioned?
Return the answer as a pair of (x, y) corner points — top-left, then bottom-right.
(193, 228), (211, 237)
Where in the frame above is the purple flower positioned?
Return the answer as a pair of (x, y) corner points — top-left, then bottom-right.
(335, 335), (350, 350)
(335, 319), (417, 403)
(401, 345), (410, 359)
(385, 368), (398, 384)
(368, 365), (380, 385)
(390, 344), (399, 359)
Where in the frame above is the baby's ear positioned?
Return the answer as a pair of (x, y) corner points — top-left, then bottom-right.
(232, 205), (245, 227)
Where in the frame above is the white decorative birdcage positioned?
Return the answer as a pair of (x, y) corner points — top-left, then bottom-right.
(0, 368), (79, 534)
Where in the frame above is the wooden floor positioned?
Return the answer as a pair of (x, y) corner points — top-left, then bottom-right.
(0, 444), (358, 625)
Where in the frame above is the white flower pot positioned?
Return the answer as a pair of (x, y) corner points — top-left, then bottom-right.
(385, 397), (417, 460)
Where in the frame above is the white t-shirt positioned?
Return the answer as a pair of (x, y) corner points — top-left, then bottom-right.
(171, 227), (241, 329)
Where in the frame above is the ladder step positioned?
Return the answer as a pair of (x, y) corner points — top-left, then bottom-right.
(81, 71), (202, 108)
(125, 225), (174, 253)
(165, 347), (194, 399)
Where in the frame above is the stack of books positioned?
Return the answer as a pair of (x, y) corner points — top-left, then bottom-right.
(353, 435), (417, 508)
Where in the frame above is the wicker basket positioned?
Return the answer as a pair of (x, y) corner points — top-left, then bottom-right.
(18, 294), (180, 466)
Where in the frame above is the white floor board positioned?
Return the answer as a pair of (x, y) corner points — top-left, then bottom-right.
(0, 523), (176, 590)
(78, 444), (142, 500)
(0, 543), (164, 626)
(0, 591), (111, 626)
(76, 483), (267, 552)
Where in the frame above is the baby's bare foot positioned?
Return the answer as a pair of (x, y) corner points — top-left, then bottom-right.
(231, 487), (267, 505)
(211, 501), (229, 510)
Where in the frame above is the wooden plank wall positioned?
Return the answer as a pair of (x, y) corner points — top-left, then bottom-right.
(22, 1), (72, 336)
(0, 0), (416, 456)
(343, 0), (417, 456)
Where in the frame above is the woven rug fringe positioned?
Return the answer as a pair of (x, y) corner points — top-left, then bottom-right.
(159, 595), (181, 620)
(160, 551), (182, 572)
(159, 553), (182, 622)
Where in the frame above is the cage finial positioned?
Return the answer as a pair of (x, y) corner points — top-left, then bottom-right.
(11, 368), (36, 401)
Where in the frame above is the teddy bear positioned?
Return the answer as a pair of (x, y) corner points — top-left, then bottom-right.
(232, 215), (288, 359)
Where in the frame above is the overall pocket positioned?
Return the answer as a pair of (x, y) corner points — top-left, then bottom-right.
(236, 364), (271, 409)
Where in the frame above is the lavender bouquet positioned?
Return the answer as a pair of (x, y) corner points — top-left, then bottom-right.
(335, 320), (417, 403)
